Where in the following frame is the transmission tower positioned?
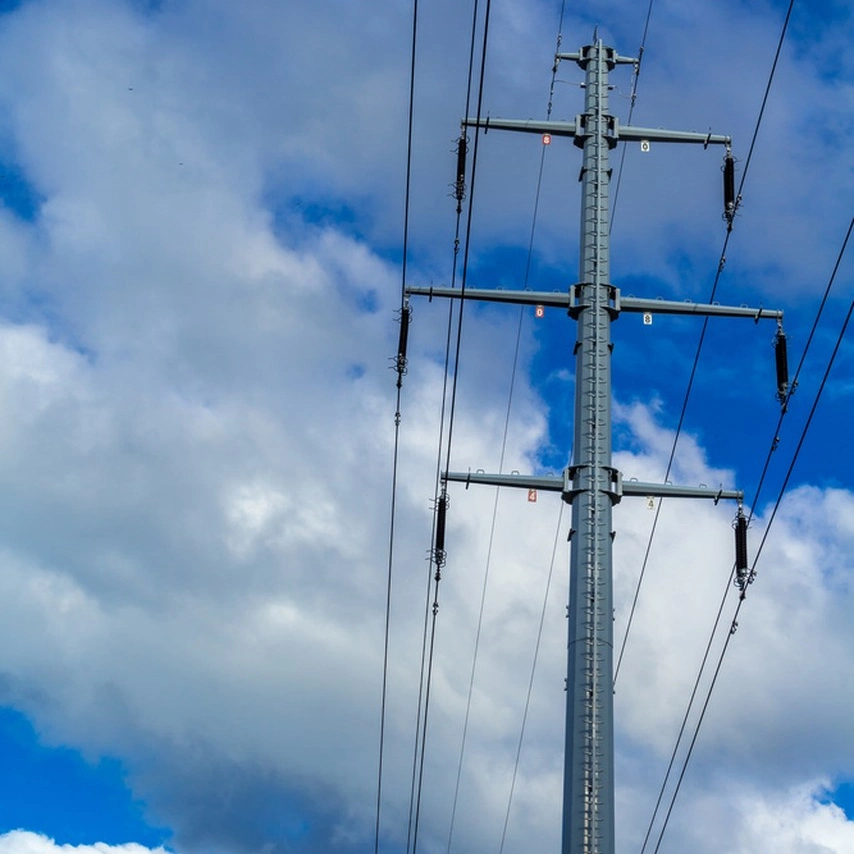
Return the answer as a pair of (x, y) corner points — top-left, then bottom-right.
(405, 37), (786, 854)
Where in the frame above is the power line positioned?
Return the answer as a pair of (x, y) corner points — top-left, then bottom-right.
(444, 318), (526, 854)
(613, 2), (807, 846)
(498, 504), (565, 854)
(405, 0), (481, 842)
(615, 0), (796, 687)
(376, 0), (420, 850)
(446, 8), (569, 846)
(648, 216), (852, 854)
(408, 1), (495, 850)
(610, 0), (656, 234)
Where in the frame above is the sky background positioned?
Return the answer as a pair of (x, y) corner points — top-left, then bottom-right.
(0, 0), (851, 853)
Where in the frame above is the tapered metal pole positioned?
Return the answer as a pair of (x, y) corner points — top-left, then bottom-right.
(563, 40), (619, 854)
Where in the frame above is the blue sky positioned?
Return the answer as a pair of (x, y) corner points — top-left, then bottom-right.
(0, 708), (167, 847)
(0, 1), (851, 854)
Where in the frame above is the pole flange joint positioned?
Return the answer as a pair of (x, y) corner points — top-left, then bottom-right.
(568, 284), (620, 319)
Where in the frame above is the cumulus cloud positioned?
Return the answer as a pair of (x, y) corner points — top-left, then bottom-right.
(0, 832), (168, 854)
(0, 0), (849, 852)
(736, 783), (854, 854)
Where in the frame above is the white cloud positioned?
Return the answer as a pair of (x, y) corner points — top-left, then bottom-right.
(0, 0), (849, 852)
(0, 832), (169, 854)
(735, 783), (854, 854)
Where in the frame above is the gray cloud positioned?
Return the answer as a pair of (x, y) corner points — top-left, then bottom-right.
(0, 0), (849, 852)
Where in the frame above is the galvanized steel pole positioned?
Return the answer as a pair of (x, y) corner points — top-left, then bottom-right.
(562, 40), (623, 854)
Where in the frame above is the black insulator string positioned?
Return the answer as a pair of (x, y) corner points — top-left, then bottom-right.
(723, 151), (737, 229)
(396, 302), (412, 389)
(774, 326), (789, 403)
(454, 135), (467, 213)
(615, 0), (796, 687)
(434, 491), (448, 567)
(734, 509), (749, 586)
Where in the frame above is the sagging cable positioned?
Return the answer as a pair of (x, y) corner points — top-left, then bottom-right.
(774, 323), (789, 407)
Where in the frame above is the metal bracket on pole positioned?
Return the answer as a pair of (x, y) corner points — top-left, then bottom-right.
(405, 285), (783, 323)
(461, 117), (731, 149)
(444, 469), (743, 504)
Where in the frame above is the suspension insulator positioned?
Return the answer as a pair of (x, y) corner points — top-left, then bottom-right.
(433, 491), (448, 568)
(774, 326), (789, 404)
(395, 302), (411, 387)
(734, 510), (749, 591)
(454, 135), (467, 206)
(723, 151), (736, 228)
